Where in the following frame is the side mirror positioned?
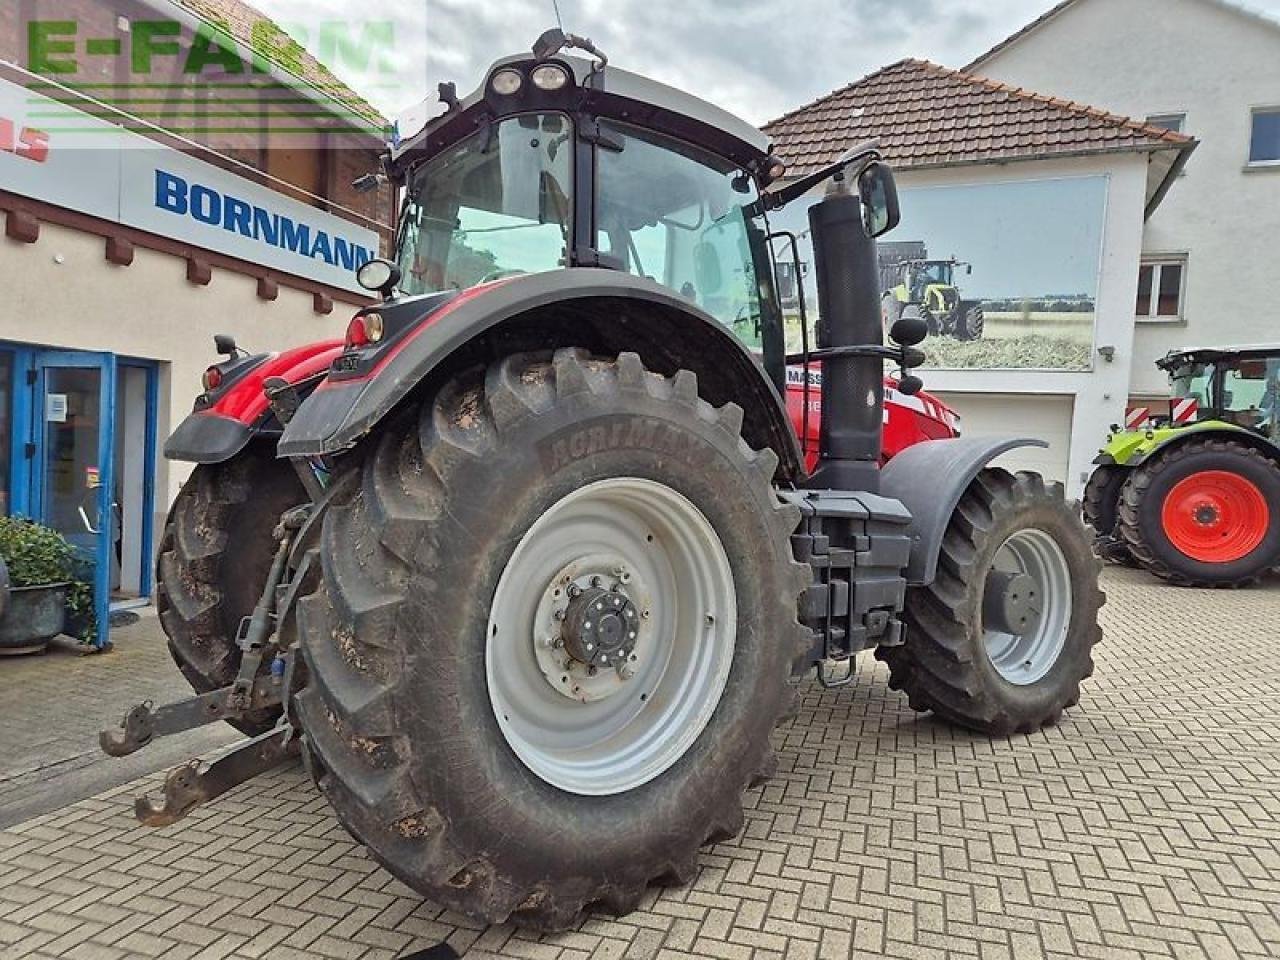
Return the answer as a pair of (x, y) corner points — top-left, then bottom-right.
(213, 334), (238, 356)
(858, 161), (900, 238)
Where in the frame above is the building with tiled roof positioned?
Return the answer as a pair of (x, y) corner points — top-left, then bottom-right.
(762, 56), (1199, 493)
(0, 0), (399, 638)
(957, 0), (1280, 404)
(173, 0), (385, 128)
(764, 59), (1194, 216)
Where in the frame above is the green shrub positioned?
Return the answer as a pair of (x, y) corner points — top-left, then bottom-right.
(0, 516), (95, 643)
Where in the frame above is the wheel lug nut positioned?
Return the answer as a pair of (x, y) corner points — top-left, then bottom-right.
(591, 576), (602, 588)
(569, 585), (581, 598)
(553, 609), (566, 621)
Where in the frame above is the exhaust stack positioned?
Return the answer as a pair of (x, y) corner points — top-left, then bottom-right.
(806, 177), (884, 492)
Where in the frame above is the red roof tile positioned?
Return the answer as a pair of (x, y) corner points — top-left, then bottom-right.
(763, 59), (1191, 176)
(173, 0), (385, 127)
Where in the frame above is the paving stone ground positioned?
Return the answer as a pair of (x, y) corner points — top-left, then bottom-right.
(0, 619), (236, 829)
(1, 567), (1278, 960)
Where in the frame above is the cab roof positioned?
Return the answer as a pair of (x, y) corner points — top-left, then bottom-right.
(387, 53), (776, 183)
(1158, 344), (1280, 369)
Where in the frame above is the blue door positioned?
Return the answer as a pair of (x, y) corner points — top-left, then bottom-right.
(31, 351), (116, 649)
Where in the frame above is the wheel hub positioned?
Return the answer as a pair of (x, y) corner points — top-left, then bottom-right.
(531, 565), (647, 704)
(1192, 502), (1219, 526)
(561, 586), (639, 668)
(982, 570), (1039, 635)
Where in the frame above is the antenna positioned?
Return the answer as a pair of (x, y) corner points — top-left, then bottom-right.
(550, 0), (565, 32)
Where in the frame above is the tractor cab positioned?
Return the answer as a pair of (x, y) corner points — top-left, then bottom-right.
(382, 33), (788, 363)
(1159, 345), (1280, 439)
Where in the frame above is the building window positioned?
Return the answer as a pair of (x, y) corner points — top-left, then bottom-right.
(1136, 259), (1186, 321)
(1249, 108), (1280, 166)
(1145, 113), (1186, 134)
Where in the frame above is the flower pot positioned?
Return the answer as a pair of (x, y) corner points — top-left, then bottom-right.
(0, 582), (70, 655)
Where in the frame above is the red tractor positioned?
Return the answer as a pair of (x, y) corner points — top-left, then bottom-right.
(103, 32), (1101, 930)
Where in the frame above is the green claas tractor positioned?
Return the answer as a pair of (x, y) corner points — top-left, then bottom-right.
(1085, 344), (1280, 587)
(99, 30), (1103, 930)
(879, 241), (984, 341)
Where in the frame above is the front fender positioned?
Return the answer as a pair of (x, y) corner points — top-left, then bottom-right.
(164, 339), (344, 463)
(880, 436), (1047, 585)
(277, 270), (803, 476)
(1097, 420), (1259, 468)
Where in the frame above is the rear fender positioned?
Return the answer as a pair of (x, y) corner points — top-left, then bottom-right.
(880, 436), (1048, 585)
(277, 270), (805, 480)
(164, 340), (345, 464)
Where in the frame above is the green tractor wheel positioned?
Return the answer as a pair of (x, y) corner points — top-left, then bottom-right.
(1082, 466), (1137, 567)
(956, 303), (985, 341)
(1117, 437), (1280, 587)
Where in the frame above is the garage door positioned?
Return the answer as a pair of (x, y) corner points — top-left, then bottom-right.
(933, 393), (1073, 483)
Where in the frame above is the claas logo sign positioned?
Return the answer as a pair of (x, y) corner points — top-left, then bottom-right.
(0, 116), (49, 164)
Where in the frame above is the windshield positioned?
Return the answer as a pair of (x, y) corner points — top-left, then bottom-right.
(914, 262), (953, 287)
(396, 113), (573, 296)
(594, 121), (772, 347)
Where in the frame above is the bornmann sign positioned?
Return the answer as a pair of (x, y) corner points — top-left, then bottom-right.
(151, 171), (374, 275)
(0, 74), (378, 293)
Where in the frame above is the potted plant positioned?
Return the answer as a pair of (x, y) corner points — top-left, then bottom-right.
(0, 516), (95, 654)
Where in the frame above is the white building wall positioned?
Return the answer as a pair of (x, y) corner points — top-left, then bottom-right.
(898, 153), (1151, 497)
(972, 0), (1280, 394)
(1, 213), (350, 536)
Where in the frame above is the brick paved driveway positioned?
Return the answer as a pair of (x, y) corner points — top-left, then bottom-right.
(1, 567), (1278, 960)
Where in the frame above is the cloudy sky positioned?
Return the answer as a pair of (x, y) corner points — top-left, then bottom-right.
(251, 0), (1280, 127)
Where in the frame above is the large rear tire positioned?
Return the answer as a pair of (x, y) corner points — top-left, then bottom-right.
(956, 303), (985, 341)
(294, 349), (808, 929)
(1116, 437), (1280, 587)
(877, 469), (1103, 734)
(1082, 465), (1136, 566)
(156, 447), (307, 735)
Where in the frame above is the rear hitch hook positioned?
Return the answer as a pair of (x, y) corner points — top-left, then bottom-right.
(98, 701), (156, 757)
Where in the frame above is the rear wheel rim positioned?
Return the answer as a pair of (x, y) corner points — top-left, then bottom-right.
(486, 477), (736, 796)
(982, 529), (1072, 685)
(1160, 470), (1269, 563)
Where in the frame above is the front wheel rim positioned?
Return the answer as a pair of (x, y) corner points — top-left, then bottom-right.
(982, 528), (1072, 685)
(486, 477), (737, 796)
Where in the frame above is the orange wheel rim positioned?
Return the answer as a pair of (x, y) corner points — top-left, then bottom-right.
(1160, 470), (1269, 563)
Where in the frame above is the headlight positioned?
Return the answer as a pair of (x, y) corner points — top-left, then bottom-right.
(530, 63), (569, 91)
(490, 68), (524, 95)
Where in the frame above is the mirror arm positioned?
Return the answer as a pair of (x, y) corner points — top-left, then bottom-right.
(760, 141), (881, 212)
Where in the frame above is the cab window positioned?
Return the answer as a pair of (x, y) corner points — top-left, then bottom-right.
(594, 122), (769, 349)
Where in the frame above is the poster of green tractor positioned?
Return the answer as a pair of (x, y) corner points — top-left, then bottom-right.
(879, 241), (985, 341)
(770, 176), (1105, 369)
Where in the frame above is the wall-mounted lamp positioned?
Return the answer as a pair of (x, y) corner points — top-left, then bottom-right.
(1097, 345), (1116, 362)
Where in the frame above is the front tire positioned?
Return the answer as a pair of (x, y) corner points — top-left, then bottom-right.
(1117, 437), (1280, 587)
(1082, 465), (1136, 566)
(877, 469), (1103, 734)
(294, 349), (807, 928)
